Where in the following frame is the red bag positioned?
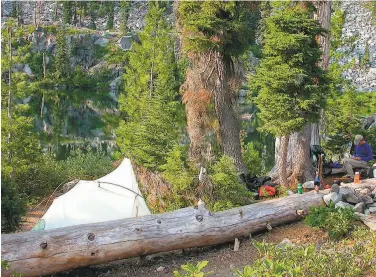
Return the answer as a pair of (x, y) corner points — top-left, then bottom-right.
(259, 185), (277, 197)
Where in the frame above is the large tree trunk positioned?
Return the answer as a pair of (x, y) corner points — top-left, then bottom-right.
(273, 1), (331, 185)
(180, 51), (247, 174)
(181, 54), (215, 166)
(2, 192), (325, 277)
(311, 0), (332, 145)
(273, 135), (290, 185)
(40, 53), (46, 118)
(212, 53), (248, 174)
(7, 26), (12, 120)
(314, 0), (331, 71)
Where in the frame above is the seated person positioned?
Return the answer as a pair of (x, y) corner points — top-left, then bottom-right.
(343, 135), (373, 178)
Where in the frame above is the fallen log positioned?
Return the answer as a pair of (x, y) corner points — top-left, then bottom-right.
(2, 191), (325, 277)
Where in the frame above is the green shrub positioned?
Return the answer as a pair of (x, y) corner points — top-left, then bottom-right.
(1, 179), (26, 233)
(61, 149), (113, 180)
(174, 261), (212, 277)
(206, 156), (253, 211)
(160, 149), (253, 212)
(1, 149), (114, 233)
(234, 240), (364, 277)
(160, 145), (197, 211)
(304, 204), (355, 240)
(161, 145), (196, 192)
(242, 142), (262, 176)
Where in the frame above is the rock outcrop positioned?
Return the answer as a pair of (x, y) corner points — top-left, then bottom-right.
(337, 1), (376, 92)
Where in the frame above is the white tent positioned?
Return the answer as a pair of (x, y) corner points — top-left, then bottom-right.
(32, 159), (150, 231)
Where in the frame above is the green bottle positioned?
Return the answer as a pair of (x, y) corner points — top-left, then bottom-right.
(297, 183), (303, 194)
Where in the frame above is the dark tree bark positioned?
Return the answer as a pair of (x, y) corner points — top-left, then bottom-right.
(7, 27), (12, 119)
(40, 53), (46, 118)
(311, 0), (332, 146)
(211, 53), (248, 174)
(34, 2), (37, 27)
(180, 50), (248, 174)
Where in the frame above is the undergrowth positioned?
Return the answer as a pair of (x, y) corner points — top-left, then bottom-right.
(173, 261), (213, 277)
(304, 203), (355, 240)
(235, 227), (376, 277)
(175, 226), (376, 277)
(160, 145), (253, 212)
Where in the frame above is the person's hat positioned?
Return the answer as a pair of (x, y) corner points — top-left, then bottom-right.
(354, 134), (364, 145)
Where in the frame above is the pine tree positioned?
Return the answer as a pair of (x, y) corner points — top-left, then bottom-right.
(252, 2), (329, 185)
(62, 1), (73, 24)
(1, 22), (40, 232)
(116, 3), (183, 169)
(55, 27), (70, 80)
(88, 1), (98, 30)
(362, 42), (370, 67)
(106, 1), (115, 30)
(10, 2), (18, 18)
(177, 2), (260, 173)
(119, 1), (131, 35)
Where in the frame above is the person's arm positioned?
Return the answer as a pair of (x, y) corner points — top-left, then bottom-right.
(364, 144), (373, 162)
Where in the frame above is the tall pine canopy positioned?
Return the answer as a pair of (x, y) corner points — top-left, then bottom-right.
(251, 2), (329, 185)
(252, 2), (329, 137)
(116, 3), (183, 169)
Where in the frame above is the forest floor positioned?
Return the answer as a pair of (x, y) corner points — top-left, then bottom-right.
(53, 222), (334, 277)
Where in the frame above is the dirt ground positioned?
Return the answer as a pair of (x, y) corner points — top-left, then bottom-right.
(53, 222), (329, 277)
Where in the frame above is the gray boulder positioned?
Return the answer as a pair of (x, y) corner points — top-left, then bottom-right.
(344, 193), (361, 204)
(353, 202), (365, 213)
(303, 181), (315, 189)
(287, 190), (295, 196)
(94, 37), (109, 47)
(331, 184), (340, 194)
(338, 187), (355, 199)
(369, 207), (376, 213)
(323, 192), (340, 206)
(359, 195), (374, 205)
(335, 201), (354, 209)
(277, 238), (293, 249)
(356, 188), (372, 196)
(23, 64), (33, 76)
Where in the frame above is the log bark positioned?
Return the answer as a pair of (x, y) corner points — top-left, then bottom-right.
(1, 192), (325, 277)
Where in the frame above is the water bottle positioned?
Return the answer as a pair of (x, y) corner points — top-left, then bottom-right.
(354, 172), (360, 184)
(297, 183), (303, 194)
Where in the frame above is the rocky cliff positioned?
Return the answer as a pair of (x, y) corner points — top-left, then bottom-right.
(338, 1), (376, 92)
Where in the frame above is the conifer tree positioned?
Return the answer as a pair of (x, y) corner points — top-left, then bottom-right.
(55, 27), (70, 80)
(116, 3), (183, 169)
(1, 22), (40, 232)
(362, 42), (370, 67)
(177, 2), (259, 173)
(106, 1), (115, 30)
(88, 1), (98, 30)
(62, 1), (73, 24)
(252, 2), (329, 185)
(119, 1), (131, 35)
